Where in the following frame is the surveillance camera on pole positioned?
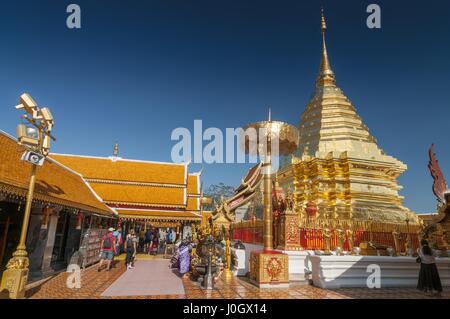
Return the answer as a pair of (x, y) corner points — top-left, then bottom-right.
(15, 93), (39, 119)
(40, 107), (54, 131)
(16, 124), (39, 147)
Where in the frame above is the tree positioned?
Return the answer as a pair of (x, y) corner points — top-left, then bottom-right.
(203, 183), (235, 211)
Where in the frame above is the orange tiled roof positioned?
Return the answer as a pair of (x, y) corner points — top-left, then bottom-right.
(50, 154), (187, 185)
(187, 174), (200, 195)
(0, 131), (114, 216)
(186, 196), (200, 211)
(88, 182), (185, 207)
(117, 209), (201, 221)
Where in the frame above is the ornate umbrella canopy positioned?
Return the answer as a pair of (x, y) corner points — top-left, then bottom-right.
(241, 116), (299, 157)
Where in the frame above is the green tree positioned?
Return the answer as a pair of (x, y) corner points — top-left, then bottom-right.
(203, 183), (235, 211)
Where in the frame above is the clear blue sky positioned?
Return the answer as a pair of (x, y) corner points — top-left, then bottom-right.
(0, 0), (449, 214)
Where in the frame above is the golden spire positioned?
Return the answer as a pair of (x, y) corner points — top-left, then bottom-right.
(316, 8), (336, 87)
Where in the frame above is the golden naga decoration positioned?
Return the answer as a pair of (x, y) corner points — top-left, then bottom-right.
(211, 163), (263, 229)
(428, 144), (448, 206)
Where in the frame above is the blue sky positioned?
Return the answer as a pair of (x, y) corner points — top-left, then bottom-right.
(0, 0), (449, 214)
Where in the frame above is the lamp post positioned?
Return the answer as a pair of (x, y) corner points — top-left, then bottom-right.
(243, 109), (299, 287)
(0, 93), (55, 299)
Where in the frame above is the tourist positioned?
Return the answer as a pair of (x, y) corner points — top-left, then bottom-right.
(150, 230), (159, 255)
(178, 239), (191, 279)
(144, 229), (152, 253)
(113, 227), (123, 255)
(166, 229), (172, 244)
(159, 230), (166, 253)
(98, 227), (116, 272)
(417, 239), (442, 297)
(124, 229), (138, 269)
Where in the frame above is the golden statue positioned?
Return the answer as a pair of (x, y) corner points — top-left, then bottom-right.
(336, 228), (345, 255)
(392, 228), (402, 256)
(405, 234), (413, 256)
(323, 226), (332, 255)
(346, 228), (354, 254)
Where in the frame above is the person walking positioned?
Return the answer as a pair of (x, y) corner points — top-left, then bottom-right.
(166, 230), (172, 244)
(144, 229), (152, 253)
(150, 230), (159, 255)
(417, 239), (443, 297)
(124, 229), (138, 269)
(113, 227), (123, 256)
(98, 227), (116, 272)
(177, 239), (191, 279)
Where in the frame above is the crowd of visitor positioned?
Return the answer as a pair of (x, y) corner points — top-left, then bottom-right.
(95, 226), (444, 295)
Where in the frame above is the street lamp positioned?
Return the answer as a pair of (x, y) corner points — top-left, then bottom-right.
(0, 93), (55, 299)
(242, 109), (299, 288)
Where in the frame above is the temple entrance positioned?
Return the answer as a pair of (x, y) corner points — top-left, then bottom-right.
(50, 210), (71, 270)
(0, 202), (23, 274)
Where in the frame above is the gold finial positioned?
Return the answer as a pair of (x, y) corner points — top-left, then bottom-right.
(321, 7), (327, 31)
(113, 142), (119, 157)
(316, 7), (336, 88)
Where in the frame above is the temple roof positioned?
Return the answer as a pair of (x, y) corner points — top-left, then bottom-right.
(187, 173), (201, 195)
(50, 153), (187, 185)
(0, 131), (115, 216)
(117, 209), (201, 221)
(87, 182), (186, 208)
(50, 153), (202, 218)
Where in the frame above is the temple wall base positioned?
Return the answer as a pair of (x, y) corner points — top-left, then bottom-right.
(232, 243), (313, 282)
(310, 255), (450, 289)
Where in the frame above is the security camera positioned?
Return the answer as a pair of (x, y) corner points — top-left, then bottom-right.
(16, 124), (39, 147)
(40, 107), (54, 123)
(15, 93), (38, 116)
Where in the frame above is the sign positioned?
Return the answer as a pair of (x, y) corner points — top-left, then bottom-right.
(21, 151), (45, 166)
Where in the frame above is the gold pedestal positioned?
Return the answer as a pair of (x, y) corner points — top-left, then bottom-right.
(277, 211), (302, 251)
(249, 250), (289, 288)
(0, 250), (29, 299)
(223, 269), (234, 281)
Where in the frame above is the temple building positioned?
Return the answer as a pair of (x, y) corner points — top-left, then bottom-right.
(0, 130), (116, 279)
(278, 11), (418, 224)
(50, 149), (202, 233)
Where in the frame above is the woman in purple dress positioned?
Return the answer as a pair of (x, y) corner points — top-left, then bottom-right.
(178, 240), (191, 279)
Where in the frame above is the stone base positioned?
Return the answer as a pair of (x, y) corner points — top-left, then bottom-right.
(278, 250), (314, 282)
(252, 282), (290, 289)
(249, 250), (289, 288)
(310, 255), (450, 289)
(0, 268), (29, 299)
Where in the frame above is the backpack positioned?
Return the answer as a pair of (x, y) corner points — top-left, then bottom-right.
(103, 234), (112, 249)
(126, 236), (134, 249)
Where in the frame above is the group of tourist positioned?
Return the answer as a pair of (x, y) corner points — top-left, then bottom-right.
(96, 226), (443, 295)
(141, 228), (176, 255)
(96, 226), (179, 271)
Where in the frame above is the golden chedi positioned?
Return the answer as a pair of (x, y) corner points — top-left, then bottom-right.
(279, 10), (418, 224)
